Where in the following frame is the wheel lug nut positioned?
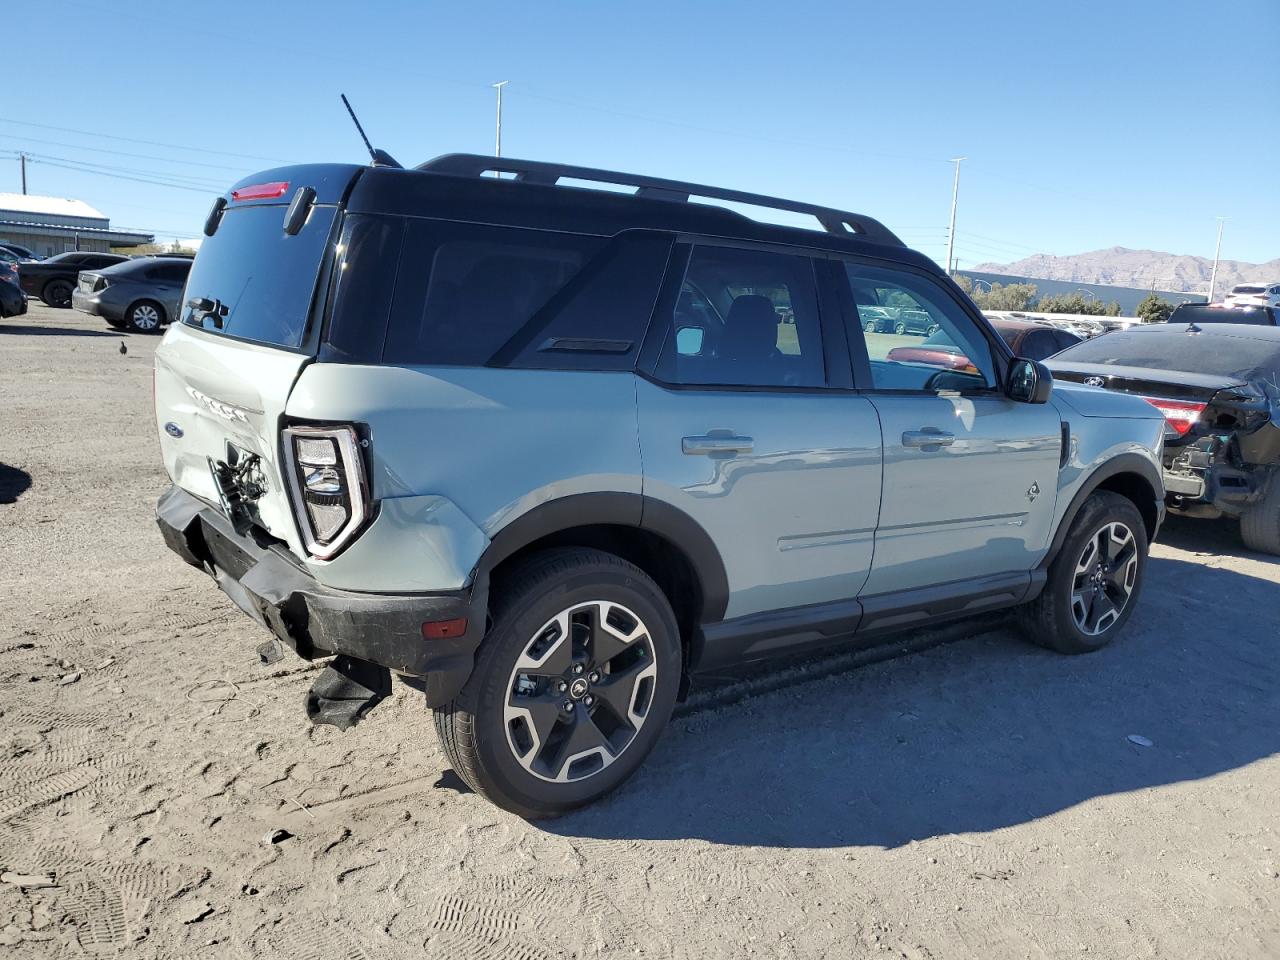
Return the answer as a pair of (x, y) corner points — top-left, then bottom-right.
(589, 671), (600, 683)
(556, 680), (567, 693)
(562, 700), (573, 712)
(584, 695), (594, 707)
(573, 663), (584, 675)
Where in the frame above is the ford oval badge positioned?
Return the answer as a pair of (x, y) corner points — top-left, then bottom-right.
(164, 422), (184, 439)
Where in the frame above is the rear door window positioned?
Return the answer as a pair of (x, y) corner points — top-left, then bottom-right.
(151, 261), (191, 283)
(181, 203), (338, 348)
(654, 244), (827, 388)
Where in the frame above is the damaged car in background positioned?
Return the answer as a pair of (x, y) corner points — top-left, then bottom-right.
(1049, 322), (1280, 554)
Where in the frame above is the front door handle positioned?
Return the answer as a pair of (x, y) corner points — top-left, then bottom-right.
(682, 434), (754, 456)
(902, 428), (955, 449)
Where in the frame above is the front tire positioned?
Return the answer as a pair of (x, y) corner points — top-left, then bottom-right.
(434, 548), (681, 818)
(42, 279), (73, 308)
(125, 300), (164, 333)
(1020, 491), (1148, 654)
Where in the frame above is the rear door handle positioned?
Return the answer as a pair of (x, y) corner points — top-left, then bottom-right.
(682, 435), (754, 456)
(902, 428), (955, 449)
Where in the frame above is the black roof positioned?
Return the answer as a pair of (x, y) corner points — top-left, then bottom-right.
(227, 155), (940, 276)
(416, 154), (903, 245)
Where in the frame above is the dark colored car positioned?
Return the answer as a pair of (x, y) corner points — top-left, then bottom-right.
(887, 318), (1080, 370)
(0, 242), (39, 262)
(1166, 303), (1277, 326)
(18, 251), (129, 308)
(72, 257), (192, 333)
(0, 272), (26, 318)
(1048, 323), (1280, 554)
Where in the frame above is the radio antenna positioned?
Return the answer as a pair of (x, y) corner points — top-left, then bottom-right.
(340, 94), (401, 169)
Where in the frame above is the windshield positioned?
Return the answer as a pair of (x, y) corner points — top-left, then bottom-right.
(1054, 328), (1280, 381)
(181, 203), (337, 348)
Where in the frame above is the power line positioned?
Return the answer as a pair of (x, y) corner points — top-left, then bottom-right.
(16, 152), (225, 188)
(16, 156), (215, 195)
(0, 116), (295, 165)
(0, 132), (252, 173)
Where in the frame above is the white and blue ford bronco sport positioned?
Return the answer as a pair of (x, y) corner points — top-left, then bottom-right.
(154, 154), (1166, 817)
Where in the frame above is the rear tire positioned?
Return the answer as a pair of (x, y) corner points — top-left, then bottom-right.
(894, 320), (907, 335)
(42, 279), (72, 308)
(125, 300), (164, 334)
(1240, 470), (1280, 555)
(433, 547), (681, 818)
(1020, 491), (1148, 654)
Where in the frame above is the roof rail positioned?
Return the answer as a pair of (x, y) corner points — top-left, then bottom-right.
(416, 153), (904, 246)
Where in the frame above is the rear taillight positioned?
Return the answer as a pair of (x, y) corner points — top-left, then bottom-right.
(283, 425), (369, 559)
(1141, 397), (1206, 435)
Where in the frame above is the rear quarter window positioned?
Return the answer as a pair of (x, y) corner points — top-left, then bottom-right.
(381, 221), (603, 366)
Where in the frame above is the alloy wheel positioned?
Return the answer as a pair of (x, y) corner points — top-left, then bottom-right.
(1070, 521), (1138, 636)
(504, 600), (658, 783)
(132, 304), (160, 331)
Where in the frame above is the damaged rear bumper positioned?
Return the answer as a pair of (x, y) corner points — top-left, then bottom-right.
(156, 484), (485, 706)
(1164, 463), (1266, 519)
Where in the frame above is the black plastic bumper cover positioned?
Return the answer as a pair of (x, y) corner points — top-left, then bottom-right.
(156, 484), (485, 706)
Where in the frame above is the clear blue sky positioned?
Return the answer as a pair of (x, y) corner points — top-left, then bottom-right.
(6, 0), (1278, 271)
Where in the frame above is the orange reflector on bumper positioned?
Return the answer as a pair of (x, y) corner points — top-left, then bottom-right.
(422, 618), (468, 640)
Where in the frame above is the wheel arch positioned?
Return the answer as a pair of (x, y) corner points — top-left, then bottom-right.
(1043, 453), (1163, 568)
(477, 493), (730, 682)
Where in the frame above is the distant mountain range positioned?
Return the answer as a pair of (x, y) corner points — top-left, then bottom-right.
(974, 247), (1280, 296)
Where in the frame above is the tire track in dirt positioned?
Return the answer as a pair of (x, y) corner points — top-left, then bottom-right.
(419, 870), (669, 959)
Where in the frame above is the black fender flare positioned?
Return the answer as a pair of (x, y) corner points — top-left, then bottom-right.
(475, 492), (730, 623)
(1042, 453), (1164, 567)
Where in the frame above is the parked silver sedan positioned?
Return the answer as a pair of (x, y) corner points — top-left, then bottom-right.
(71, 256), (191, 333)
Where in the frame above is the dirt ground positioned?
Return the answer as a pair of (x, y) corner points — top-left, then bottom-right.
(1, 302), (1278, 959)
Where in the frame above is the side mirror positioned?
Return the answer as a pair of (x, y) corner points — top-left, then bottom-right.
(1007, 357), (1053, 404)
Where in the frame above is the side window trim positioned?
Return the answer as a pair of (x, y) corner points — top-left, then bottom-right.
(814, 258), (855, 390)
(637, 242), (691, 375)
(834, 256), (1010, 395)
(641, 237), (837, 392)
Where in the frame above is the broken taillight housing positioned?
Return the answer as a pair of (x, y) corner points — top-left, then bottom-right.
(283, 425), (369, 559)
(1141, 397), (1207, 436)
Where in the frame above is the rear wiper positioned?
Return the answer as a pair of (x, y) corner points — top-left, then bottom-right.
(187, 296), (229, 328)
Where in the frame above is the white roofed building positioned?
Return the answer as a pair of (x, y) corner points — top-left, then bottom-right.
(0, 193), (152, 256)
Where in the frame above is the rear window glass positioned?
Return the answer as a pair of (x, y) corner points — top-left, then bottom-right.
(382, 221), (602, 365)
(1169, 304), (1273, 325)
(182, 203), (337, 348)
(1054, 329), (1280, 381)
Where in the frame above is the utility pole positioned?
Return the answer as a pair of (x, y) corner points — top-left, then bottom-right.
(1206, 217), (1227, 304)
(492, 81), (509, 160)
(944, 157), (965, 277)
(20, 152), (27, 194)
